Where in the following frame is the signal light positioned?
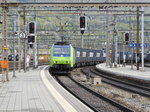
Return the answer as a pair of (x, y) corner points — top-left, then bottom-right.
(125, 33), (129, 44)
(80, 16), (85, 29)
(28, 36), (35, 43)
(29, 22), (36, 34)
(125, 33), (129, 41)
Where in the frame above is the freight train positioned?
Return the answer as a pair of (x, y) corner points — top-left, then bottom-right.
(49, 41), (150, 74)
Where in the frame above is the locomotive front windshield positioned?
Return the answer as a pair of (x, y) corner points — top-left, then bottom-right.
(53, 46), (70, 57)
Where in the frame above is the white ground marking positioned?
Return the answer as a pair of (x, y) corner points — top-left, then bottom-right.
(41, 67), (77, 112)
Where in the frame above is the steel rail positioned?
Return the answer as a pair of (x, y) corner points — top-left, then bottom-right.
(54, 76), (99, 112)
(1, 2), (150, 7)
(55, 75), (134, 112)
(89, 67), (150, 97)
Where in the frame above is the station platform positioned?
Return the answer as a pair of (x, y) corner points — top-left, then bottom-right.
(0, 66), (93, 112)
(96, 63), (150, 84)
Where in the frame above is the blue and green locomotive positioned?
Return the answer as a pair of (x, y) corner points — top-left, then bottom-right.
(50, 42), (75, 73)
(49, 41), (105, 74)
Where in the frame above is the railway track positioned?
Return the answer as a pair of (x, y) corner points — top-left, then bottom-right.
(82, 67), (150, 97)
(55, 75), (133, 112)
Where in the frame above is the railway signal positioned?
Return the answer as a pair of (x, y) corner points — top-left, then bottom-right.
(80, 16), (87, 34)
(28, 22), (36, 48)
(28, 35), (35, 43)
(28, 36), (35, 48)
(124, 33), (129, 44)
(28, 22), (37, 67)
(80, 16), (85, 29)
(125, 33), (129, 41)
(28, 22), (36, 34)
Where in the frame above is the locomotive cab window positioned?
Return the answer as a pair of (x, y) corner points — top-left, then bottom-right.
(53, 46), (70, 56)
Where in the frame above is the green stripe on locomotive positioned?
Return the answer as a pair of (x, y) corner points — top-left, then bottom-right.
(50, 45), (75, 68)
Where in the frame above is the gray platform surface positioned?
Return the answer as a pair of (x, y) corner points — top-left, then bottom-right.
(96, 63), (150, 81)
(0, 66), (93, 112)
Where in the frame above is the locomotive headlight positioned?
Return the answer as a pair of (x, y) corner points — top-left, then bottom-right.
(54, 61), (57, 63)
(66, 61), (70, 63)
